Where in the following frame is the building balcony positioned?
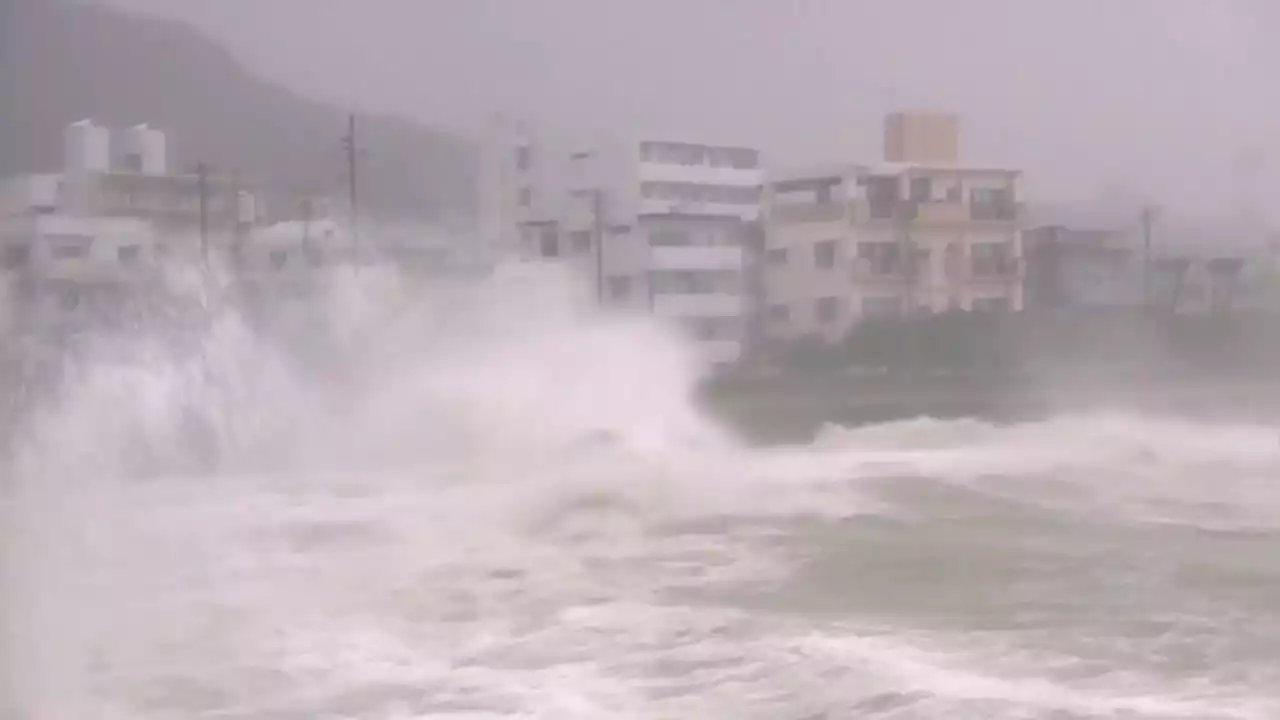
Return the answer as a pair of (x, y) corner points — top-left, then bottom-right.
(851, 257), (918, 284)
(652, 292), (743, 317)
(854, 199), (1023, 225)
(650, 244), (744, 271)
(638, 198), (760, 221)
(638, 162), (763, 187)
(768, 202), (847, 224)
(966, 258), (1025, 282)
(912, 202), (970, 224)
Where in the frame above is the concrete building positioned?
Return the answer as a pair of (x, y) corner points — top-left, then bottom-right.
(763, 113), (1023, 343)
(482, 118), (763, 363)
(0, 213), (156, 332)
(1022, 225), (1143, 310)
(0, 121), (265, 334)
(1, 121), (263, 260)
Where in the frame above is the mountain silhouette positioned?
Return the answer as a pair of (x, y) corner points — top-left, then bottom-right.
(0, 0), (475, 221)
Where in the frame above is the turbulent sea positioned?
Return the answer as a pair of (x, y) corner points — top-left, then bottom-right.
(3, 262), (1279, 719)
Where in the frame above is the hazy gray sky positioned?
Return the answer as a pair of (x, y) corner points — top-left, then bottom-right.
(104, 0), (1276, 218)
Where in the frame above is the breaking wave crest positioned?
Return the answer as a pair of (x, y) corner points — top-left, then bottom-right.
(3, 260), (1280, 719)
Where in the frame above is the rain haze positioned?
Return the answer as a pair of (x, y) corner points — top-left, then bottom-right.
(6, 2), (1280, 719)
(102, 0), (1278, 215)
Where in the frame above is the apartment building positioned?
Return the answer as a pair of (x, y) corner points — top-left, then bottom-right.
(763, 113), (1023, 342)
(19, 121), (262, 256)
(481, 118), (763, 363)
(0, 120), (267, 333)
(0, 213), (156, 332)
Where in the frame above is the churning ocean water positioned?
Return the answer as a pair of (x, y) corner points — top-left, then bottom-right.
(3, 262), (1279, 720)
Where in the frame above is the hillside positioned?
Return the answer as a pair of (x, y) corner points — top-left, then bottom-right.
(0, 0), (476, 220)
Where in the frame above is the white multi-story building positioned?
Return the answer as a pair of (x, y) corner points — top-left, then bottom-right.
(481, 118), (764, 364)
(3, 121), (263, 255)
(0, 213), (156, 332)
(0, 120), (235, 333)
(763, 113), (1024, 343)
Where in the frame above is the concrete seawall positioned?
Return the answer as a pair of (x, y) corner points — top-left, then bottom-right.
(700, 376), (1280, 444)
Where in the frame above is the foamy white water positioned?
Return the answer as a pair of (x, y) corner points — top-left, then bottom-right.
(4, 262), (1280, 719)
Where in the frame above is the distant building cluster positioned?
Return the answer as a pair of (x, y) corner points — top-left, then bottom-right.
(0, 119), (471, 336)
(3, 113), (1275, 362)
(480, 111), (1278, 366)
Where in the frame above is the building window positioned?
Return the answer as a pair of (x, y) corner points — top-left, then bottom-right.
(607, 276), (632, 300)
(58, 285), (80, 312)
(570, 230), (592, 253)
(2, 245), (31, 269)
(970, 187), (1015, 220)
(815, 296), (839, 323)
(651, 269), (739, 294)
(641, 181), (760, 205)
(641, 142), (707, 166)
(857, 241), (902, 275)
(515, 145), (531, 171)
(650, 229), (691, 246)
(943, 242), (963, 278)
(649, 226), (740, 248)
(707, 147), (759, 169)
(270, 250), (288, 270)
(909, 176), (932, 203)
(51, 244), (89, 260)
(539, 227), (558, 258)
(519, 186), (533, 207)
(814, 239), (837, 269)
(117, 246), (141, 264)
(767, 303), (790, 322)
(46, 233), (93, 259)
(971, 242), (1013, 277)
(766, 248), (787, 265)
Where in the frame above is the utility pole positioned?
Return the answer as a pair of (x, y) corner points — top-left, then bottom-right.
(1140, 204), (1156, 309)
(571, 149), (606, 304)
(593, 188), (605, 304)
(229, 169), (247, 272)
(300, 196), (314, 251)
(898, 195), (919, 372)
(342, 113), (361, 267)
(196, 162), (210, 268)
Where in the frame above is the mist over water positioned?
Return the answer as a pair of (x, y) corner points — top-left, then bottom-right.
(4, 260), (1280, 719)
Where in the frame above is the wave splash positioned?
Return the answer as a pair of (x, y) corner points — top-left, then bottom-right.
(3, 260), (1279, 719)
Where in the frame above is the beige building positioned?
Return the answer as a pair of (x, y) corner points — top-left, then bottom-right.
(883, 111), (960, 165)
(762, 113), (1023, 342)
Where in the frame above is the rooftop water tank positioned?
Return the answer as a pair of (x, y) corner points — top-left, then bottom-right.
(63, 119), (110, 175)
(120, 123), (167, 175)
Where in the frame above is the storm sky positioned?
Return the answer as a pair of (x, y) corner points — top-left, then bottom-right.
(101, 0), (1277, 219)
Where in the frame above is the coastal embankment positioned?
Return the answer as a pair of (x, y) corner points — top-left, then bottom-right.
(701, 372), (1280, 444)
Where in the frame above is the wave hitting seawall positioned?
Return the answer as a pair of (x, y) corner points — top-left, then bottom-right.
(3, 261), (1279, 720)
